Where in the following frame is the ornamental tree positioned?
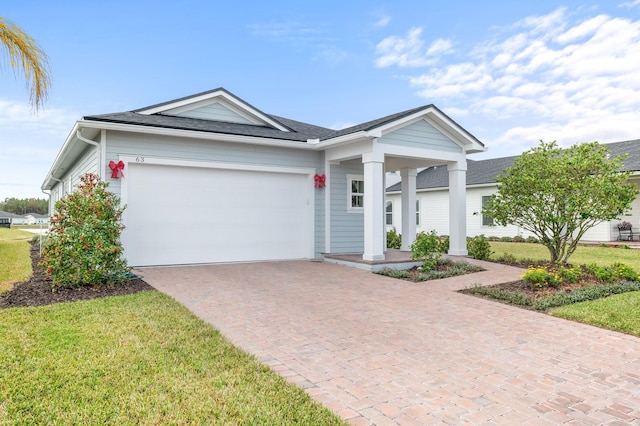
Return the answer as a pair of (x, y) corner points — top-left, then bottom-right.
(41, 173), (129, 290)
(483, 141), (639, 264)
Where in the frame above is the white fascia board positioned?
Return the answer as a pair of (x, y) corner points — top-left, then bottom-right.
(376, 142), (466, 163)
(135, 90), (290, 132)
(315, 131), (371, 148)
(41, 121), (82, 190)
(366, 106), (485, 154)
(78, 120), (315, 150)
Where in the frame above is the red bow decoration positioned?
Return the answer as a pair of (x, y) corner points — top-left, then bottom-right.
(314, 173), (326, 188)
(109, 160), (125, 178)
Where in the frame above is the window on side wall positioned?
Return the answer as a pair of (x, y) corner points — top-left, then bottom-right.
(416, 199), (420, 226)
(347, 175), (364, 211)
(386, 201), (393, 225)
(482, 195), (494, 226)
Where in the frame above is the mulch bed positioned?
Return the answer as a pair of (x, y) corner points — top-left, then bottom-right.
(0, 241), (154, 309)
(479, 278), (596, 299)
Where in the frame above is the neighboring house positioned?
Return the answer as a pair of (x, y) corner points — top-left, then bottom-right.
(23, 213), (49, 225)
(42, 88), (485, 266)
(0, 210), (21, 227)
(386, 140), (640, 242)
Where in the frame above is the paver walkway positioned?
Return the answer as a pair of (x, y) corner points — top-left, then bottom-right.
(139, 259), (640, 425)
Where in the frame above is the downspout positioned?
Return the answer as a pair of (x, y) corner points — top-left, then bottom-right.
(76, 129), (102, 179)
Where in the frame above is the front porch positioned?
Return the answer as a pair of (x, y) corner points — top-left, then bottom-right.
(323, 249), (421, 272)
(322, 106), (485, 263)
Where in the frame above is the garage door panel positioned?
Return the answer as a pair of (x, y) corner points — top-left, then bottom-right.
(123, 163), (312, 266)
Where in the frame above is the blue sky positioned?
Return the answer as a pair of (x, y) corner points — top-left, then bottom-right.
(2, 0), (640, 199)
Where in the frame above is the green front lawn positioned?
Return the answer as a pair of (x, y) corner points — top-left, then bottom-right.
(551, 291), (640, 337)
(489, 241), (640, 271)
(0, 228), (35, 294)
(0, 291), (345, 425)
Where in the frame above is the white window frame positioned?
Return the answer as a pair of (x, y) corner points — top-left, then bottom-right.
(482, 195), (494, 226)
(347, 174), (364, 212)
(416, 199), (420, 226)
(386, 200), (393, 225)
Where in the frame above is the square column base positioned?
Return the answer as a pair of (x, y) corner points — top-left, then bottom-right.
(363, 253), (386, 261)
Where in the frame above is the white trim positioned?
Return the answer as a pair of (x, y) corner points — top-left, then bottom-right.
(80, 120), (308, 149)
(135, 90), (290, 132)
(386, 200), (393, 225)
(347, 174), (365, 213)
(117, 155), (315, 176)
(324, 160), (331, 254)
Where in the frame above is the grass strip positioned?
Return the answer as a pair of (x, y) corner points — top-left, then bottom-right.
(0, 291), (345, 425)
(0, 229), (34, 294)
(551, 291), (640, 337)
(489, 241), (640, 271)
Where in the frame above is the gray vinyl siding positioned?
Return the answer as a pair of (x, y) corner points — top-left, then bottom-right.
(49, 146), (98, 212)
(172, 102), (255, 124)
(314, 151), (326, 258)
(329, 159), (364, 253)
(379, 119), (463, 153)
(104, 130), (326, 257)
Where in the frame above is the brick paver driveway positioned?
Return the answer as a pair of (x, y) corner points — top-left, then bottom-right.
(139, 260), (640, 425)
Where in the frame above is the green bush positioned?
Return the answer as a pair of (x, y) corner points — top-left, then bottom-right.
(523, 266), (560, 289)
(487, 236), (501, 241)
(500, 236), (513, 242)
(467, 234), (493, 260)
(525, 236), (539, 244)
(386, 228), (402, 249)
(40, 173), (129, 290)
(410, 230), (447, 271)
(512, 235), (525, 243)
(495, 252), (518, 264)
(558, 265), (581, 284)
(586, 262), (639, 284)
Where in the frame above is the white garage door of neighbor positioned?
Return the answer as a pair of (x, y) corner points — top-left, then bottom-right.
(123, 163), (313, 266)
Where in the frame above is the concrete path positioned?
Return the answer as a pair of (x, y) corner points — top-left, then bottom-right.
(139, 260), (640, 425)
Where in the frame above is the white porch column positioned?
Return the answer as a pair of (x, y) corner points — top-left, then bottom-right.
(400, 168), (417, 251)
(448, 160), (468, 256)
(363, 152), (385, 261)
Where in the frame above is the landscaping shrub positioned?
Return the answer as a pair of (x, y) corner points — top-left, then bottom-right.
(386, 228), (402, 249)
(512, 235), (525, 243)
(487, 236), (501, 241)
(467, 234), (493, 260)
(522, 266), (560, 289)
(495, 252), (518, 264)
(410, 230), (447, 271)
(40, 173), (129, 290)
(586, 262), (639, 284)
(558, 265), (581, 284)
(525, 236), (539, 244)
(500, 236), (513, 242)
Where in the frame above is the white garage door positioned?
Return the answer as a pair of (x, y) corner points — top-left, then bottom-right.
(122, 162), (313, 266)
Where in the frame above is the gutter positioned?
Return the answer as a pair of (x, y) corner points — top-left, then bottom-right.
(76, 129), (102, 178)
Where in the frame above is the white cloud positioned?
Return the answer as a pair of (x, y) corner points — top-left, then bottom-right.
(375, 8), (640, 156)
(619, 0), (640, 8)
(374, 15), (391, 28)
(374, 28), (452, 68)
(0, 99), (79, 199)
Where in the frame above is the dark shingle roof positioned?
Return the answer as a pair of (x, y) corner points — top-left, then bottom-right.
(84, 111), (332, 142)
(83, 90), (481, 145)
(387, 139), (640, 192)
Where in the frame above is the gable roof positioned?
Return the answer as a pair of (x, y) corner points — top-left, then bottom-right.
(43, 87), (485, 190)
(386, 139), (640, 192)
(82, 88), (483, 148)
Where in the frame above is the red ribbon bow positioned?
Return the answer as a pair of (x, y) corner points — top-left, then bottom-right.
(314, 173), (326, 188)
(109, 160), (125, 178)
